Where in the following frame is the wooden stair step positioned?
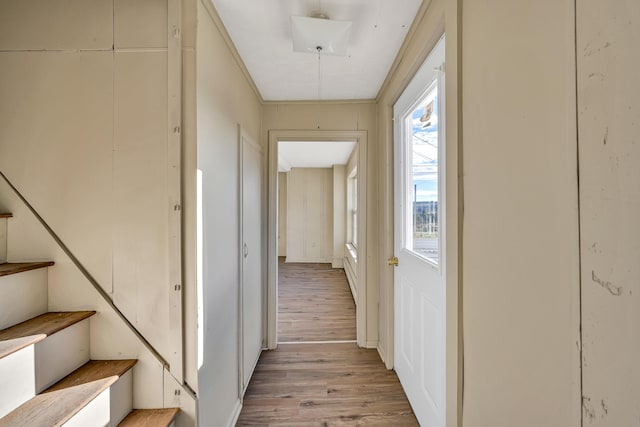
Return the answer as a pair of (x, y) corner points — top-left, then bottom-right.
(0, 334), (46, 359)
(44, 359), (137, 393)
(118, 408), (180, 426)
(0, 311), (96, 341)
(0, 262), (54, 277)
(0, 377), (115, 427)
(0, 213), (12, 219)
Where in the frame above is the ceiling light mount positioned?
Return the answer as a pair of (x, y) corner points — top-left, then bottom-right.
(291, 14), (352, 57)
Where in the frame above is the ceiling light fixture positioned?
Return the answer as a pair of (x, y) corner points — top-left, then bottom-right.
(291, 13), (352, 57)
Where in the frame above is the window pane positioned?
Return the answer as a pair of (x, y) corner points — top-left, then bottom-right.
(409, 85), (439, 263)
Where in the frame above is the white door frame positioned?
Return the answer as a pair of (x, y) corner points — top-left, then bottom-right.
(266, 129), (368, 349)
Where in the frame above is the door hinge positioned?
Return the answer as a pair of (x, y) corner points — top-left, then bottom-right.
(388, 256), (399, 267)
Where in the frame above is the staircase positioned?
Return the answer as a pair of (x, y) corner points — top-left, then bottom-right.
(0, 213), (180, 426)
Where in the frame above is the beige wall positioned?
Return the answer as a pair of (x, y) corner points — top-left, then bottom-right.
(577, 1), (640, 424)
(192, 0), (263, 424)
(285, 168), (333, 263)
(461, 1), (580, 426)
(262, 102), (379, 345)
(0, 0), (192, 420)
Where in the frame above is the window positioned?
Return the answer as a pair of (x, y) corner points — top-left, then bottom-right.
(347, 168), (358, 247)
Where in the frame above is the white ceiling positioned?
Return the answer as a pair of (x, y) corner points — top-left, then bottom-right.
(209, 0), (423, 101)
(278, 141), (357, 171)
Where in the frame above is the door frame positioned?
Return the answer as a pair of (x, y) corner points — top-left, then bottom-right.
(266, 129), (368, 349)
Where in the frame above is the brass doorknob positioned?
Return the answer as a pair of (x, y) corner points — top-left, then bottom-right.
(388, 256), (399, 267)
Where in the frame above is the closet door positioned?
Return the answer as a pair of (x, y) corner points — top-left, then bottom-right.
(240, 130), (263, 394)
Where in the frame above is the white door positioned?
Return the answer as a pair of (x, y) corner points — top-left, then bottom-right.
(393, 36), (446, 427)
(240, 132), (263, 395)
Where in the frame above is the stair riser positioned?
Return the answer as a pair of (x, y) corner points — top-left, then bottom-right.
(0, 269), (48, 330)
(62, 387), (111, 427)
(108, 369), (133, 427)
(0, 345), (36, 418)
(35, 319), (90, 392)
(0, 217), (6, 263)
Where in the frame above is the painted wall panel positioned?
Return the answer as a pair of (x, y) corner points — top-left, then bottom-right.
(0, 51), (114, 290)
(114, 0), (168, 49)
(113, 51), (171, 360)
(286, 168), (333, 263)
(461, 1), (580, 426)
(0, 0), (113, 50)
(577, 1), (640, 424)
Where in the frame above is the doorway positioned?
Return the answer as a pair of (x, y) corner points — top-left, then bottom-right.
(267, 130), (368, 349)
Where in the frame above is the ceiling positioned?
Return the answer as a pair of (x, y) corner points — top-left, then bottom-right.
(278, 141), (357, 172)
(209, 0), (423, 101)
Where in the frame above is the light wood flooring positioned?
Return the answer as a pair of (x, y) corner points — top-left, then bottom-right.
(278, 259), (356, 342)
(236, 261), (418, 426)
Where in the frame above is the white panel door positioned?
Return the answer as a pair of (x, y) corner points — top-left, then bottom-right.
(393, 36), (446, 427)
(240, 133), (263, 394)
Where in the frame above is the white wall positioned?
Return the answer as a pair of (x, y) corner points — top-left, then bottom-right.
(461, 1), (580, 425)
(577, 1), (640, 424)
(285, 168), (333, 263)
(277, 172), (288, 257)
(193, 0), (263, 424)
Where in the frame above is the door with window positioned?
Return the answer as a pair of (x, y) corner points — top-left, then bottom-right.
(393, 36), (446, 427)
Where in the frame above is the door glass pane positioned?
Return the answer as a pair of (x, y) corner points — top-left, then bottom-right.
(407, 83), (439, 264)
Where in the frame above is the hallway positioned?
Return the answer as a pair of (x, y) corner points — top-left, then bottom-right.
(236, 261), (418, 425)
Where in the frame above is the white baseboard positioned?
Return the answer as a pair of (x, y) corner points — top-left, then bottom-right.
(365, 341), (378, 349)
(225, 399), (242, 427)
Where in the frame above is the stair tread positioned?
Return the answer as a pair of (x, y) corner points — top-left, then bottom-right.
(118, 408), (180, 427)
(0, 334), (46, 359)
(0, 377), (115, 427)
(0, 262), (54, 277)
(44, 359), (137, 393)
(0, 311), (96, 341)
(0, 213), (11, 219)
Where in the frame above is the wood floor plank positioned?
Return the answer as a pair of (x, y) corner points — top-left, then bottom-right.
(0, 262), (54, 277)
(0, 334), (46, 359)
(0, 311), (96, 341)
(278, 259), (355, 342)
(237, 262), (416, 425)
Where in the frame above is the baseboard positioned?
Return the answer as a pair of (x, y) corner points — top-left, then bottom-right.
(365, 341), (378, 349)
(377, 343), (387, 366)
(225, 399), (242, 427)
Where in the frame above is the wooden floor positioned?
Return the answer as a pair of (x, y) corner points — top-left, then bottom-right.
(236, 261), (418, 426)
(278, 259), (356, 342)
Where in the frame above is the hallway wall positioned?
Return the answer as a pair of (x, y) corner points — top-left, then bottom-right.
(285, 168), (333, 263)
(577, 1), (640, 424)
(189, 0), (263, 424)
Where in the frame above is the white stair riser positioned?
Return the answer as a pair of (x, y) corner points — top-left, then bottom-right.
(35, 319), (90, 392)
(0, 269), (48, 330)
(62, 387), (111, 427)
(108, 369), (133, 427)
(0, 345), (36, 418)
(0, 217), (7, 263)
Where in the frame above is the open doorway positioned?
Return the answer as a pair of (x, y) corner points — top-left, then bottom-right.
(267, 130), (368, 349)
(276, 140), (357, 343)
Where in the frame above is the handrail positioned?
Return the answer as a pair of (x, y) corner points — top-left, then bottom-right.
(0, 170), (169, 371)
